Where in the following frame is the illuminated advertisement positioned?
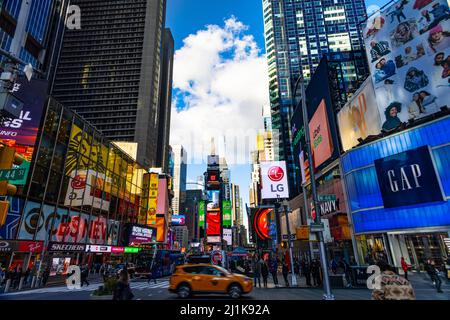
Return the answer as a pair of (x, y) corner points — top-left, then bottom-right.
(125, 224), (157, 246)
(309, 99), (334, 169)
(18, 201), (118, 245)
(198, 200), (205, 227)
(64, 169), (111, 212)
(140, 173), (158, 225)
(206, 190), (220, 211)
(364, 0), (450, 131)
(207, 170), (220, 189)
(223, 228), (232, 246)
(337, 78), (383, 151)
(156, 177), (168, 215)
(171, 215), (186, 226)
(0, 78), (48, 185)
(155, 216), (166, 243)
(252, 208), (270, 241)
(222, 200), (232, 227)
(341, 116), (450, 233)
(260, 161), (289, 199)
(206, 211), (221, 236)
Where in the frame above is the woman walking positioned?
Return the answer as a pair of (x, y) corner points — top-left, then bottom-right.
(261, 260), (269, 288)
(282, 260), (290, 287)
(113, 270), (135, 300)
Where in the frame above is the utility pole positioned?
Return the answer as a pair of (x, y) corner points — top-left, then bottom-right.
(299, 77), (334, 300)
(281, 200), (297, 286)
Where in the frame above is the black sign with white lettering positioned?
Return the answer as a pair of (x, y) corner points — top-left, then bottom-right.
(374, 146), (445, 209)
(48, 242), (86, 252)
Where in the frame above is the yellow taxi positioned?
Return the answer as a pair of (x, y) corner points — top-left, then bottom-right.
(169, 264), (253, 299)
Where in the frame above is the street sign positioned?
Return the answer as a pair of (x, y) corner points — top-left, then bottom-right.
(282, 234), (296, 241)
(318, 194), (337, 202)
(0, 168), (26, 181)
(309, 222), (325, 232)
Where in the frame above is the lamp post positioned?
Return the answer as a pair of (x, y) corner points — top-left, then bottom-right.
(292, 76), (334, 300)
(281, 200), (297, 286)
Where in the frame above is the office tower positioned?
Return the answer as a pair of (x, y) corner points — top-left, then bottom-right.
(156, 29), (174, 173)
(231, 184), (241, 227)
(184, 189), (203, 241)
(172, 145), (187, 215)
(51, 0), (170, 167)
(173, 225), (189, 249)
(262, 0), (368, 192)
(219, 157), (231, 201)
(1, 0), (68, 81)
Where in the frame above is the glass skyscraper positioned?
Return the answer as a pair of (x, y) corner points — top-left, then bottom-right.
(262, 0), (368, 192)
(1, 0), (54, 68)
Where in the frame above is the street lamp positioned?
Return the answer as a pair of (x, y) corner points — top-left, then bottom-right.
(292, 76), (335, 300)
(281, 199), (297, 287)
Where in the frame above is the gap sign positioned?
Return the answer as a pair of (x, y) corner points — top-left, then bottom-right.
(374, 146), (445, 209)
(261, 161), (289, 199)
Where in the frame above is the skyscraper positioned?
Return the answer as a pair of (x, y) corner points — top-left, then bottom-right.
(51, 0), (171, 167)
(0, 0), (68, 82)
(172, 145), (187, 215)
(262, 0), (368, 192)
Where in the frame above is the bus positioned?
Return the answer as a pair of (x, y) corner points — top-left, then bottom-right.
(135, 249), (184, 278)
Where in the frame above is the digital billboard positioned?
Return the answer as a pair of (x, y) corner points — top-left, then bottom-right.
(0, 78), (48, 185)
(198, 200), (205, 227)
(171, 215), (186, 226)
(206, 211), (221, 236)
(125, 224), (157, 246)
(364, 0), (450, 132)
(309, 99), (334, 169)
(206, 190), (220, 211)
(222, 200), (232, 227)
(337, 78), (383, 151)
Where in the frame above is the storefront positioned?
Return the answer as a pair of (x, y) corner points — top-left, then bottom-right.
(342, 116), (450, 271)
(0, 240), (44, 271)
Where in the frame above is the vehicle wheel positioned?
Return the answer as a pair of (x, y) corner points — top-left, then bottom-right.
(228, 284), (242, 299)
(177, 284), (191, 299)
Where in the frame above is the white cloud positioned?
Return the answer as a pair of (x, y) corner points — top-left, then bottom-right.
(170, 17), (269, 166)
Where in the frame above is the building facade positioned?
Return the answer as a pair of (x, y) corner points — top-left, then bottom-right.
(51, 0), (170, 167)
(262, 0), (368, 193)
(183, 189), (203, 242)
(171, 145), (187, 216)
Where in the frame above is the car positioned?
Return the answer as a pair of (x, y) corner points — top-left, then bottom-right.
(169, 263), (253, 299)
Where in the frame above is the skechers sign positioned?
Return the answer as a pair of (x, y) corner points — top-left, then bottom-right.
(261, 161), (289, 199)
(374, 146), (445, 209)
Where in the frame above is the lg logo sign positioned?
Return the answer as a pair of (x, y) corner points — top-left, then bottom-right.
(268, 166), (284, 182)
(261, 162), (289, 199)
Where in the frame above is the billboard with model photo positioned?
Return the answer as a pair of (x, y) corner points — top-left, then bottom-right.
(364, 0), (450, 131)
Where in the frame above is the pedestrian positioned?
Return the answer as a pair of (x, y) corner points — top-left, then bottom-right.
(282, 260), (290, 287)
(113, 269), (134, 300)
(42, 267), (50, 287)
(269, 258), (279, 287)
(331, 258), (338, 275)
(80, 265), (90, 287)
(311, 260), (322, 287)
(252, 256), (261, 288)
(24, 268), (31, 288)
(294, 259), (300, 275)
(371, 261), (415, 300)
(148, 262), (158, 285)
(261, 260), (269, 288)
(12, 266), (22, 290)
(303, 260), (312, 287)
(400, 257), (411, 280)
(424, 259), (443, 293)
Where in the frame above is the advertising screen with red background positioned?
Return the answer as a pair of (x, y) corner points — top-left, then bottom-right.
(206, 211), (221, 236)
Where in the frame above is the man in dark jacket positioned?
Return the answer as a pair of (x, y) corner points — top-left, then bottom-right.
(425, 260), (443, 293)
(269, 258), (279, 287)
(80, 265), (90, 287)
(303, 260), (312, 287)
(311, 260), (322, 287)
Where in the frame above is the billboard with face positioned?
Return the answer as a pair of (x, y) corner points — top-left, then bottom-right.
(0, 78), (48, 185)
(364, 0), (450, 131)
(337, 78), (383, 151)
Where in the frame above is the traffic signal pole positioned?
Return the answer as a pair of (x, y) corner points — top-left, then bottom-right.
(282, 203), (297, 286)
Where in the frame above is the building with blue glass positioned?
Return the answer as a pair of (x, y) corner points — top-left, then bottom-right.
(341, 115), (450, 270)
(0, 0), (62, 70)
(262, 0), (369, 194)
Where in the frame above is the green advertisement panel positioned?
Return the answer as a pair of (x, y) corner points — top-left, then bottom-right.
(198, 200), (205, 227)
(222, 200), (232, 227)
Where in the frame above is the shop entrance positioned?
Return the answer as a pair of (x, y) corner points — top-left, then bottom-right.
(405, 232), (449, 270)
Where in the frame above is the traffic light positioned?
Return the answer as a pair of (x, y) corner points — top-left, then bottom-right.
(280, 241), (288, 249)
(0, 143), (24, 196)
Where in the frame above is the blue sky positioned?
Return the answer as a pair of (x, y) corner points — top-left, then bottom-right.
(166, 0), (392, 226)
